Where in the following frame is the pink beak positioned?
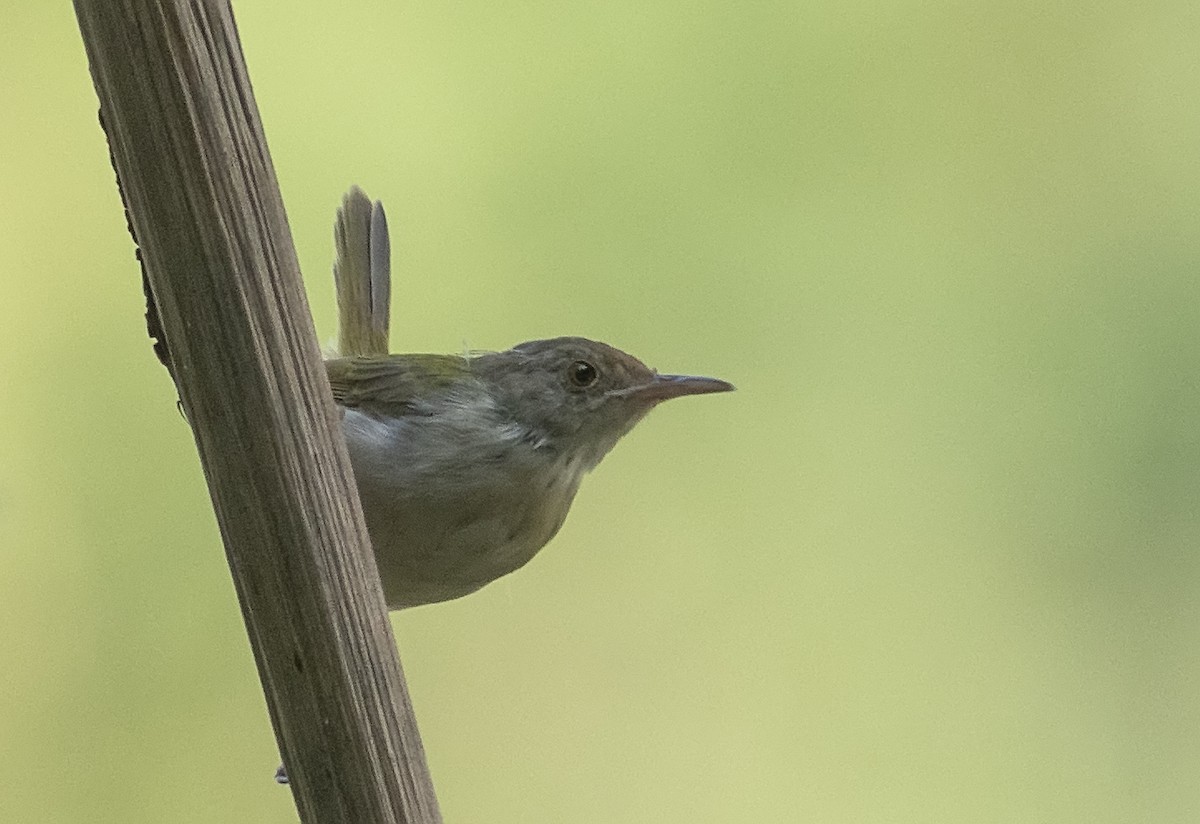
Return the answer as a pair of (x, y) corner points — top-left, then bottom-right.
(620, 373), (735, 403)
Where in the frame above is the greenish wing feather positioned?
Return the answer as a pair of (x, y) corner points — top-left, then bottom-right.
(325, 354), (472, 413)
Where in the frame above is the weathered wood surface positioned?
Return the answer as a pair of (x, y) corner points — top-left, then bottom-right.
(72, 2), (441, 822)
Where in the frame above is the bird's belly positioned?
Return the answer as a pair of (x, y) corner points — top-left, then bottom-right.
(340, 410), (580, 608)
(360, 479), (577, 608)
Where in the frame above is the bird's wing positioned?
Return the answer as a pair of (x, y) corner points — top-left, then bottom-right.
(325, 354), (473, 414)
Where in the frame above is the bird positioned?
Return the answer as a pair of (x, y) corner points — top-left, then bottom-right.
(328, 187), (733, 608)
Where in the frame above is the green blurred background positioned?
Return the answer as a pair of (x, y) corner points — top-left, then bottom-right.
(3, 1), (1199, 821)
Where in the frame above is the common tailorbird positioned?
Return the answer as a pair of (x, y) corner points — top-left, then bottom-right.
(329, 188), (733, 608)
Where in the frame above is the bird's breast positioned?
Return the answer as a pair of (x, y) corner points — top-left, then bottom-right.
(339, 408), (585, 607)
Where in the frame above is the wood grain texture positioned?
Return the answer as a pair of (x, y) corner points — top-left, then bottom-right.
(72, 2), (442, 822)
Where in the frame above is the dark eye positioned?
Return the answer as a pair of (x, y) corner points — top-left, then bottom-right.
(569, 360), (599, 387)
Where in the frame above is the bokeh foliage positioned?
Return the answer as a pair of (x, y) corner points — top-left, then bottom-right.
(2, 2), (1199, 821)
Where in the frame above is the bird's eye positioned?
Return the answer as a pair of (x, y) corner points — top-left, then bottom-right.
(569, 360), (599, 387)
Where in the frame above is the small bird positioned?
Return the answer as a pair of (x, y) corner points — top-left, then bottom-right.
(329, 188), (733, 608)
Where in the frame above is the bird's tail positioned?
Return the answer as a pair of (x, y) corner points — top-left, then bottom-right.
(333, 186), (391, 356)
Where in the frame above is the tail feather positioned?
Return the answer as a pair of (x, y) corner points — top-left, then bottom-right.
(334, 186), (391, 356)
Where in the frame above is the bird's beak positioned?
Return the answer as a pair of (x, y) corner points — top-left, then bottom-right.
(617, 373), (736, 403)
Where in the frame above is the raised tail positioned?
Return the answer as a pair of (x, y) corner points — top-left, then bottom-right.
(333, 186), (391, 356)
